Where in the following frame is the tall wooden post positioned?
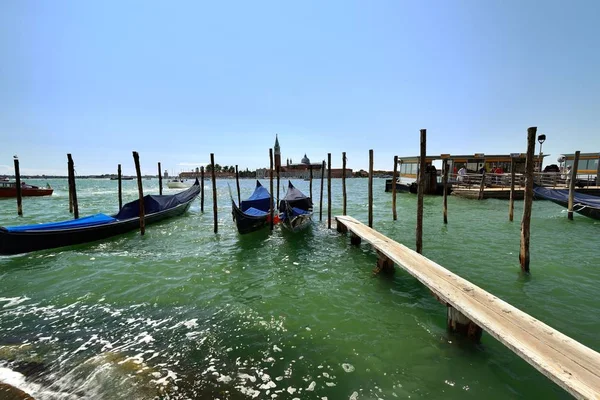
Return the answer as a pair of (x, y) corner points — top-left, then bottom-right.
(309, 165), (313, 200)
(132, 151), (145, 235)
(392, 155), (398, 221)
(327, 153), (332, 228)
(118, 164), (123, 209)
(269, 149), (274, 231)
(68, 160), (73, 214)
(211, 153), (218, 233)
(158, 162), (163, 195)
(342, 152), (347, 216)
(478, 171), (486, 200)
(509, 158), (515, 221)
(319, 160), (325, 221)
(13, 158), (23, 216)
(67, 154), (79, 219)
(200, 166), (205, 212)
(416, 129), (426, 254)
(276, 164), (280, 209)
(368, 149), (374, 228)
(596, 154), (600, 188)
(568, 151), (581, 220)
(442, 158), (448, 224)
(235, 165), (241, 205)
(520, 127), (536, 273)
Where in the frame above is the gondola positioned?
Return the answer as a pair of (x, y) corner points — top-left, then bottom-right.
(279, 181), (313, 231)
(533, 186), (600, 220)
(231, 180), (273, 234)
(0, 179), (201, 255)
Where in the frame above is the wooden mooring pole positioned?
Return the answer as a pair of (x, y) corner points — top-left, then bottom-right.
(319, 160), (325, 222)
(200, 166), (204, 212)
(67, 154), (79, 219)
(309, 165), (313, 200)
(478, 171), (486, 200)
(118, 164), (123, 210)
(132, 151), (145, 235)
(68, 159), (73, 214)
(158, 162), (163, 195)
(14, 157), (23, 216)
(509, 157), (515, 221)
(327, 153), (332, 228)
(416, 129), (426, 254)
(269, 149), (274, 231)
(368, 149), (373, 228)
(235, 165), (241, 206)
(276, 163), (280, 209)
(442, 158), (448, 224)
(211, 153), (218, 233)
(342, 152), (347, 216)
(568, 150), (581, 220)
(392, 155), (398, 221)
(519, 127), (536, 273)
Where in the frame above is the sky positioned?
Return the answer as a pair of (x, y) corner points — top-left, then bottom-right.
(1, 0), (599, 176)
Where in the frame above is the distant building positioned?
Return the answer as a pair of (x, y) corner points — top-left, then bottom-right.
(258, 136), (352, 179)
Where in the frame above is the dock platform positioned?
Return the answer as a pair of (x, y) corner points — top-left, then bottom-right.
(335, 215), (600, 400)
(452, 186), (600, 200)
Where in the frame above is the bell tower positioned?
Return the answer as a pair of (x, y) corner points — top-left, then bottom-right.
(274, 134), (281, 170)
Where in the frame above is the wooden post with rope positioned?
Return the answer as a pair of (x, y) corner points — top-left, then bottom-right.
(478, 171), (486, 200)
(200, 166), (204, 212)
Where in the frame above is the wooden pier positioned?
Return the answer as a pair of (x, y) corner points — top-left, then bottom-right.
(335, 215), (600, 400)
(452, 185), (600, 200)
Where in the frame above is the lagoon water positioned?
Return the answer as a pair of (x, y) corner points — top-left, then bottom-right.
(1, 178), (599, 399)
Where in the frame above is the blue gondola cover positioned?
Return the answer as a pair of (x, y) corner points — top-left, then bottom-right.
(240, 181), (271, 212)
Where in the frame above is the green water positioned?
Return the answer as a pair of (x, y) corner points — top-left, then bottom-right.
(1, 178), (599, 399)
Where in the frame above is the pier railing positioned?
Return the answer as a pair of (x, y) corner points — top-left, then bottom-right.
(449, 172), (598, 190)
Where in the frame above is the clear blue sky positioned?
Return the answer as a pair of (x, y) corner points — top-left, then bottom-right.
(1, 0), (599, 176)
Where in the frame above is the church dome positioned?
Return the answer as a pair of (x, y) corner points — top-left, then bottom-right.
(301, 154), (310, 164)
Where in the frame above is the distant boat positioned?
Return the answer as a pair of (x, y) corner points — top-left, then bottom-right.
(167, 178), (193, 189)
(0, 179), (200, 255)
(231, 180), (274, 234)
(0, 181), (53, 198)
(279, 181), (313, 231)
(533, 186), (600, 220)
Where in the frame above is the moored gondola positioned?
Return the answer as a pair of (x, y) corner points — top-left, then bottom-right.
(0, 179), (201, 255)
(533, 186), (600, 220)
(231, 180), (274, 234)
(279, 181), (313, 231)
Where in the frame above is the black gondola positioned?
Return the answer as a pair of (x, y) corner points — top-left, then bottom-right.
(0, 179), (201, 255)
(231, 180), (273, 234)
(279, 181), (313, 231)
(533, 186), (600, 220)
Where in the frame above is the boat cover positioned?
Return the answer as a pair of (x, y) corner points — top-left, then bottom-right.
(241, 181), (271, 212)
(244, 207), (269, 217)
(115, 180), (200, 219)
(533, 187), (600, 208)
(279, 181), (312, 212)
(5, 214), (117, 232)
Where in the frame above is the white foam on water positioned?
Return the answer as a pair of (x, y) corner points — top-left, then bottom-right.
(349, 391), (359, 400)
(286, 386), (297, 394)
(307, 381), (316, 391)
(0, 296), (30, 308)
(342, 363), (355, 373)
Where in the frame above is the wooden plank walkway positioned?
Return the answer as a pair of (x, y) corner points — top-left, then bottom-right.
(335, 215), (600, 400)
